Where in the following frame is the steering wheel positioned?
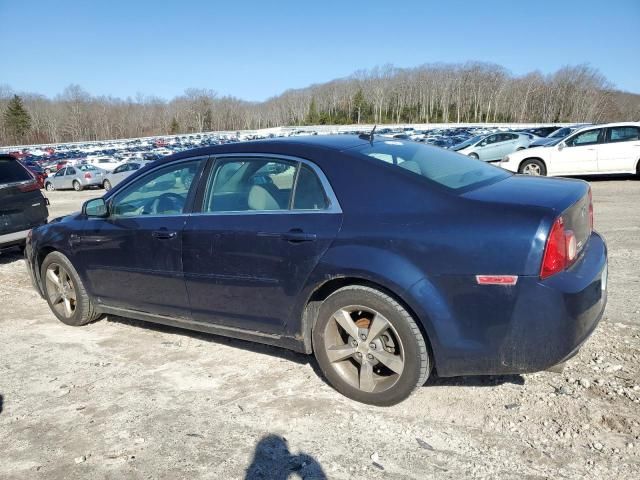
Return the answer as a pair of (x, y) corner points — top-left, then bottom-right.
(148, 192), (185, 215)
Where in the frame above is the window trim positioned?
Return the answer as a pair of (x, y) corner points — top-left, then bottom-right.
(192, 153), (342, 216)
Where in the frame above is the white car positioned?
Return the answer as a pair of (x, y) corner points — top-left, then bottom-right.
(86, 157), (122, 172)
(500, 122), (640, 176)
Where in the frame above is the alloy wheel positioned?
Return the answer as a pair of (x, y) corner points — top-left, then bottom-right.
(522, 163), (541, 175)
(322, 306), (405, 393)
(45, 263), (77, 318)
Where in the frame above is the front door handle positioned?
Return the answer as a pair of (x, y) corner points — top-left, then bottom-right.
(281, 230), (317, 243)
(152, 230), (177, 240)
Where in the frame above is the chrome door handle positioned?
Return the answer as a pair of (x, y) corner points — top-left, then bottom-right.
(152, 230), (177, 240)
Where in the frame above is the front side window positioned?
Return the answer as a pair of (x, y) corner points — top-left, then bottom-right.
(566, 129), (602, 147)
(608, 126), (640, 143)
(350, 140), (510, 191)
(54, 168), (66, 177)
(111, 160), (202, 217)
(112, 164), (127, 174)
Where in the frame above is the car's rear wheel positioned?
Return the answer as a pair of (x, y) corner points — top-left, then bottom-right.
(41, 251), (102, 326)
(313, 285), (430, 406)
(519, 158), (547, 176)
(45, 182), (54, 191)
(73, 180), (82, 191)
(468, 153), (479, 159)
(103, 180), (112, 191)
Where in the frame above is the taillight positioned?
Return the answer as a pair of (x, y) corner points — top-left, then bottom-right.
(84, 173), (92, 179)
(18, 181), (39, 192)
(541, 218), (580, 279)
(588, 188), (594, 231)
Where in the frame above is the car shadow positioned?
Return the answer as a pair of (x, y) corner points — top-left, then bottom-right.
(566, 173), (638, 182)
(0, 247), (24, 265)
(105, 315), (312, 366)
(244, 434), (327, 480)
(425, 373), (525, 388)
(0, 394), (3, 415)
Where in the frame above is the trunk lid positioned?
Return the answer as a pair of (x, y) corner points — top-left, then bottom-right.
(463, 174), (592, 261)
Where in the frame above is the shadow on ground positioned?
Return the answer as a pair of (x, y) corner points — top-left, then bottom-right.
(245, 434), (326, 480)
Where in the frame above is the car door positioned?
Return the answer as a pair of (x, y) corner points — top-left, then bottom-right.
(549, 128), (603, 175)
(110, 163), (129, 186)
(75, 157), (206, 318)
(477, 134), (501, 161)
(63, 166), (77, 189)
(51, 167), (66, 188)
(495, 133), (518, 159)
(182, 155), (342, 336)
(597, 126), (640, 173)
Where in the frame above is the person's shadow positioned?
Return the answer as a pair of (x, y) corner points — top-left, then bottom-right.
(245, 434), (326, 480)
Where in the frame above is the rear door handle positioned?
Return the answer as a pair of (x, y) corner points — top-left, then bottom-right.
(152, 230), (177, 240)
(280, 230), (317, 243)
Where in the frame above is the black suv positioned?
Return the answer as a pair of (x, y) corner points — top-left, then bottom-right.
(0, 154), (49, 250)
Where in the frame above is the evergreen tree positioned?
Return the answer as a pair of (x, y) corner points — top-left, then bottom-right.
(353, 89), (366, 124)
(169, 117), (180, 134)
(306, 97), (319, 125)
(3, 95), (31, 142)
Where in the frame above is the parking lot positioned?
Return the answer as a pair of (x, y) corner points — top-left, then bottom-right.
(1, 179), (639, 479)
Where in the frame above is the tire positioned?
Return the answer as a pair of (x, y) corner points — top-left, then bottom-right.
(45, 182), (54, 191)
(45, 168), (51, 174)
(518, 158), (547, 176)
(636, 159), (640, 178)
(468, 153), (479, 159)
(103, 180), (112, 191)
(73, 180), (83, 191)
(41, 251), (102, 326)
(312, 285), (430, 406)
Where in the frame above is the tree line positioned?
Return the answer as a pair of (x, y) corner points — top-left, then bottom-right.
(2, 62), (639, 146)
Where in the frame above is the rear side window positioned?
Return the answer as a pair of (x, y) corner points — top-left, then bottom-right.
(350, 140), (510, 191)
(0, 158), (32, 185)
(293, 164), (328, 210)
(608, 126), (640, 143)
(203, 158), (331, 212)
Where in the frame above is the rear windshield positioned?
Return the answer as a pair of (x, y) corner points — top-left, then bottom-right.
(0, 158), (33, 185)
(351, 139), (510, 191)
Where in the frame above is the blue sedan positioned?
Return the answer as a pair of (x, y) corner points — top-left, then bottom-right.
(24, 135), (607, 405)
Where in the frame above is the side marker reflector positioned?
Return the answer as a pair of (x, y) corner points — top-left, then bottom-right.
(476, 275), (518, 286)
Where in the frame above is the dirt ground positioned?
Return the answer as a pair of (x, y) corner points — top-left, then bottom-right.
(1, 180), (639, 479)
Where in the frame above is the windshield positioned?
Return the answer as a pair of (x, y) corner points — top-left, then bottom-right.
(452, 135), (484, 150)
(78, 164), (98, 171)
(350, 139), (510, 191)
(548, 127), (570, 138)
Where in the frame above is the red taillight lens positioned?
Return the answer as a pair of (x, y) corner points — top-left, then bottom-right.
(541, 217), (567, 279)
(588, 188), (594, 231)
(84, 173), (92, 179)
(18, 181), (39, 192)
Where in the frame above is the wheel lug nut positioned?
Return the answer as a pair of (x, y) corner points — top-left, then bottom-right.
(369, 343), (376, 349)
(367, 353), (374, 360)
(356, 352), (362, 358)
(360, 334), (367, 340)
(350, 339), (357, 347)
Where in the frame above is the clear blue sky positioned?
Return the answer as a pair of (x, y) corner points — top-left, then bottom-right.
(1, 0), (638, 101)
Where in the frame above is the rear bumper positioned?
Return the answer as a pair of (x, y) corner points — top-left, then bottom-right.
(0, 228), (30, 248)
(409, 231), (607, 377)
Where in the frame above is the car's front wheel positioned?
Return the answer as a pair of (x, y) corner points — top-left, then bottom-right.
(41, 251), (102, 326)
(103, 180), (112, 191)
(313, 285), (431, 406)
(519, 158), (547, 176)
(45, 182), (54, 191)
(73, 180), (83, 191)
(468, 153), (479, 159)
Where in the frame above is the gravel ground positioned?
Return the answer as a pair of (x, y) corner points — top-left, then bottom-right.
(1, 179), (639, 479)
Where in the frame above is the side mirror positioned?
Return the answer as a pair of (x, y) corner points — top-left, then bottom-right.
(83, 198), (108, 218)
(558, 142), (566, 151)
